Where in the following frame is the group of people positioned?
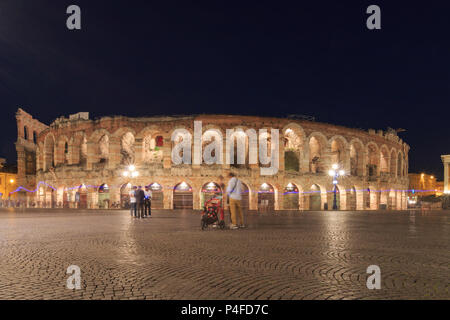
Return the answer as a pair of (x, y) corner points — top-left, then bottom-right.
(127, 173), (245, 229)
(128, 186), (152, 218)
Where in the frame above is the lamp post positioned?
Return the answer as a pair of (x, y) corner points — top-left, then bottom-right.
(123, 165), (139, 179)
(328, 163), (345, 210)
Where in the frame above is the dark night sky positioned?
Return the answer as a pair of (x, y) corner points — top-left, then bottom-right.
(0, 0), (449, 179)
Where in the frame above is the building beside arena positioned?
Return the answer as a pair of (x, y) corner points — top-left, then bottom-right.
(15, 109), (410, 210)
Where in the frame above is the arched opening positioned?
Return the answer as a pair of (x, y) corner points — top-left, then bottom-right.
(98, 184), (110, 209)
(172, 130), (192, 165)
(45, 186), (55, 208)
(309, 184), (322, 210)
(284, 128), (302, 172)
(148, 183), (164, 209)
(348, 187), (357, 210)
(173, 182), (193, 209)
(201, 182), (222, 208)
(120, 183), (131, 209)
(283, 183), (299, 210)
(309, 136), (324, 173)
(330, 138), (346, 166)
(202, 129), (223, 165)
(367, 144), (379, 180)
(24, 126), (29, 140)
(143, 135), (164, 163)
(380, 147), (390, 175)
(284, 151), (299, 172)
(329, 185), (341, 210)
(76, 185), (88, 209)
(229, 131), (250, 169)
(350, 142), (364, 176)
(258, 183), (275, 211)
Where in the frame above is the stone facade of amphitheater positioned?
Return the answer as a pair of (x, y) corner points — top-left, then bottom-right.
(15, 108), (410, 211)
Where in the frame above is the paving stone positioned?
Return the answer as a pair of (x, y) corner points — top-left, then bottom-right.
(0, 208), (448, 300)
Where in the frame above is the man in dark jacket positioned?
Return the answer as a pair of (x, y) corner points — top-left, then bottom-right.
(135, 186), (146, 218)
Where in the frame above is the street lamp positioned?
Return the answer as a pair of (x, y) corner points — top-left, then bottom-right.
(328, 163), (345, 210)
(123, 165), (139, 178)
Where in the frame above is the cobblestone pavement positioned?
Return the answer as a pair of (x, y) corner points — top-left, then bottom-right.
(0, 208), (449, 300)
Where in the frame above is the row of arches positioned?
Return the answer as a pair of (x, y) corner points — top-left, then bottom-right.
(35, 181), (407, 211)
(39, 129), (165, 171)
(284, 125), (408, 178)
(38, 126), (408, 180)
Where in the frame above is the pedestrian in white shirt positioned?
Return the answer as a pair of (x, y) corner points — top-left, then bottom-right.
(144, 186), (152, 217)
(226, 172), (244, 229)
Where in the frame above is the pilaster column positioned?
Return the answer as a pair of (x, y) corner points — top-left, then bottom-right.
(300, 146), (310, 174)
(163, 136), (172, 169)
(343, 147), (351, 175)
(134, 138), (143, 166)
(163, 189), (172, 209)
(108, 137), (121, 170)
(86, 142), (98, 170)
(278, 135), (285, 172)
(16, 145), (26, 184)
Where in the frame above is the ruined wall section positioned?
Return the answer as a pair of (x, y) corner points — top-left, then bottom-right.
(15, 108), (49, 191)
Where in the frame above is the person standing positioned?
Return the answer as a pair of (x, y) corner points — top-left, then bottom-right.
(226, 172), (244, 229)
(136, 186), (146, 218)
(129, 186), (137, 217)
(144, 186), (152, 217)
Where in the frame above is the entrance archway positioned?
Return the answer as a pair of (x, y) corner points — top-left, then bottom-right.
(148, 183), (163, 209)
(201, 182), (222, 208)
(258, 183), (275, 211)
(309, 184), (321, 210)
(120, 183), (131, 209)
(77, 185), (88, 209)
(283, 183), (299, 210)
(98, 184), (110, 209)
(173, 182), (193, 209)
(329, 185), (341, 210)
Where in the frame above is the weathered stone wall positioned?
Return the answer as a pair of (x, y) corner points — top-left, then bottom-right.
(19, 112), (410, 210)
(15, 108), (49, 199)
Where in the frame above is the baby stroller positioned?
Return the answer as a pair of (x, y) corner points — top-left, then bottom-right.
(201, 196), (226, 230)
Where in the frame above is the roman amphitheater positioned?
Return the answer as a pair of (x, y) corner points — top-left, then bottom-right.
(15, 109), (409, 211)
